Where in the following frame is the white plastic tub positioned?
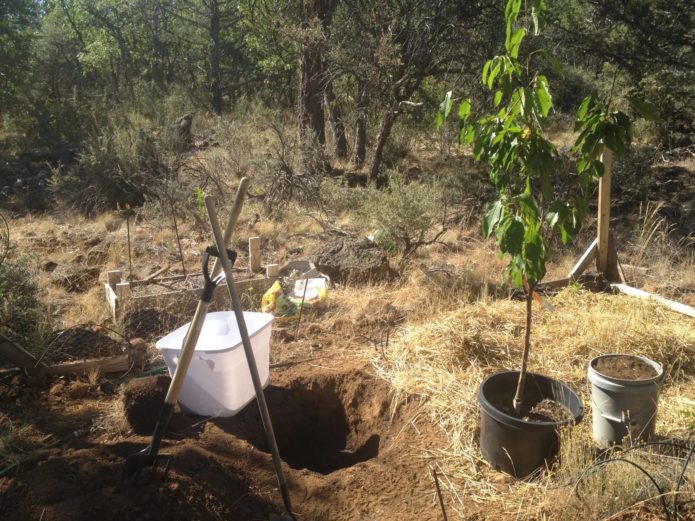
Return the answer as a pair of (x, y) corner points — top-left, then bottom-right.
(155, 311), (273, 417)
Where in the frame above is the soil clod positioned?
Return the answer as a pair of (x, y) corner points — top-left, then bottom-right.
(122, 374), (171, 433)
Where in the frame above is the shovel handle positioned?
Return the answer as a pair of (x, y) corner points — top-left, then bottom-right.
(210, 177), (249, 279)
(162, 179), (248, 407)
(205, 195), (296, 520)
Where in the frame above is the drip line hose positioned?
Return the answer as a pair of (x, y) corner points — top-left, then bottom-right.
(573, 439), (695, 520)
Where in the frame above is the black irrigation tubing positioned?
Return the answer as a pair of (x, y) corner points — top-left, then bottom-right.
(573, 457), (672, 521)
(574, 439), (695, 521)
(674, 443), (695, 519)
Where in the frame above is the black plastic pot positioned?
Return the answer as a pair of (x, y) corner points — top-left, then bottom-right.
(478, 371), (584, 478)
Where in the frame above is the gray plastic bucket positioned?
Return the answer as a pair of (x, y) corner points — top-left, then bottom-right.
(588, 354), (664, 448)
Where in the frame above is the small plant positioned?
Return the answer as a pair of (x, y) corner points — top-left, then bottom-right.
(364, 174), (448, 268)
(439, 0), (649, 415)
(194, 186), (207, 217)
(0, 257), (50, 346)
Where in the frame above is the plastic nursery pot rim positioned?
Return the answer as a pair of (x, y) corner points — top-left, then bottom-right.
(588, 354), (664, 390)
(478, 371), (584, 431)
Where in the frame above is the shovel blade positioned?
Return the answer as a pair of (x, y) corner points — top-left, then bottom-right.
(120, 451), (172, 486)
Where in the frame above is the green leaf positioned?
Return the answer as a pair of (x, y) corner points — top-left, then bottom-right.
(494, 90), (503, 106)
(460, 124), (475, 144)
(518, 192), (539, 222)
(483, 200), (504, 238)
(603, 125), (624, 155)
(508, 28), (526, 58)
(506, 255), (525, 288)
(546, 201), (568, 228)
(531, 6), (540, 35)
(458, 98), (472, 121)
(535, 75), (552, 117)
(627, 96), (660, 122)
(505, 0), (522, 22)
(436, 112), (444, 129)
(501, 219), (525, 255)
(577, 94), (593, 121)
(487, 61), (501, 89)
(482, 60), (492, 85)
(441, 90), (453, 119)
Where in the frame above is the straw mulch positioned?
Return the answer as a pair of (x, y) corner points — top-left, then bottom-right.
(375, 288), (695, 520)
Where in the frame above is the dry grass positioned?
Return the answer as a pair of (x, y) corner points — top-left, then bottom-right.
(374, 289), (695, 519)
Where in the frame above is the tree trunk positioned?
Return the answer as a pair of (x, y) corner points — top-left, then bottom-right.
(324, 76), (348, 158)
(368, 107), (397, 182)
(149, 2), (165, 89)
(298, 0), (328, 145)
(209, 0), (223, 115)
(353, 78), (367, 168)
(298, 42), (325, 144)
(513, 284), (534, 416)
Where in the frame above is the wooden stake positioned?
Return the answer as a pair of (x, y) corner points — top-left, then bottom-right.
(106, 270), (122, 290)
(142, 264), (170, 282)
(116, 282), (131, 301)
(569, 238), (598, 280)
(249, 237), (261, 273)
(266, 263), (279, 279)
(597, 149), (613, 276)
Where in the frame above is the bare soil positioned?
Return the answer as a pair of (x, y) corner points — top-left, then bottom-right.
(526, 398), (574, 423)
(592, 355), (659, 380)
(0, 360), (445, 521)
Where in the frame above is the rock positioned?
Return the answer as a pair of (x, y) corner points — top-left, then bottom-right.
(51, 264), (100, 293)
(122, 375), (171, 434)
(313, 237), (396, 284)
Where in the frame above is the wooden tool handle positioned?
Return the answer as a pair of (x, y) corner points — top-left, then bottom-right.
(163, 178), (248, 407)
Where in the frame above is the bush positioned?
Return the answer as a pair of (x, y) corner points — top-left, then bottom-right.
(50, 111), (178, 215)
(0, 258), (48, 343)
(363, 174), (448, 266)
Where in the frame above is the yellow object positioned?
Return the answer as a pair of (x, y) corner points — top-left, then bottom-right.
(261, 280), (283, 314)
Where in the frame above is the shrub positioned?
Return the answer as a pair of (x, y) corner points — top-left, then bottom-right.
(0, 258), (48, 344)
(364, 174), (448, 266)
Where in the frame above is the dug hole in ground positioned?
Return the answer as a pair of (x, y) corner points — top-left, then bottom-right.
(1, 194), (694, 520)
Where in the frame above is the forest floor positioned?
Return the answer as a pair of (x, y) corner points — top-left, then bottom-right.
(1, 141), (694, 520)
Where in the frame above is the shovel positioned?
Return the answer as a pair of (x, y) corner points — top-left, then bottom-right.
(120, 178), (248, 485)
(205, 195), (296, 520)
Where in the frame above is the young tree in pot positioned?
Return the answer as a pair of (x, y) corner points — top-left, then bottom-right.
(440, 0), (639, 417)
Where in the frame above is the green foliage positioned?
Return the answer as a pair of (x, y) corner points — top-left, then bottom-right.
(50, 100), (183, 215)
(445, 0), (633, 289)
(363, 174), (448, 265)
(0, 0), (38, 110)
(0, 257), (46, 342)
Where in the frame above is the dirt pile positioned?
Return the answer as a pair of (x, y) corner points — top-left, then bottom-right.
(1, 362), (443, 521)
(313, 237), (396, 283)
(122, 375), (171, 433)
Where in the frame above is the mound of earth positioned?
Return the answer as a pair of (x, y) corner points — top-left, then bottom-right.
(313, 237), (396, 284)
(0, 362), (443, 521)
(122, 374), (171, 434)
